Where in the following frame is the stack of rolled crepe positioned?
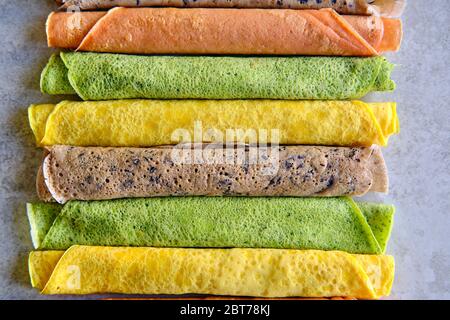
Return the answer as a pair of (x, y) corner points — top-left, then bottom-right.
(26, 0), (404, 299)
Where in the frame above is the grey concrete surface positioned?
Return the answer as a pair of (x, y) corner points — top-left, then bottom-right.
(0, 0), (448, 299)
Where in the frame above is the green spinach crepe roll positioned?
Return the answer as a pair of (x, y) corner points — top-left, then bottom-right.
(41, 52), (395, 101)
(27, 197), (394, 254)
(38, 145), (388, 203)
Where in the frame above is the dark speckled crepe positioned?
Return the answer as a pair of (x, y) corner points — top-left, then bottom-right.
(57, 0), (406, 17)
(38, 145), (389, 203)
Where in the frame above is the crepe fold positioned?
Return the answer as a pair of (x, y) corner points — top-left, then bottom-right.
(37, 145), (388, 203)
(28, 100), (399, 147)
(27, 197), (394, 253)
(57, 0), (406, 17)
(41, 53), (395, 100)
(29, 246), (394, 298)
(46, 8), (402, 56)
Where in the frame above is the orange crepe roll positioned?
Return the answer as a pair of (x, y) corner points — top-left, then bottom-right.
(46, 8), (402, 56)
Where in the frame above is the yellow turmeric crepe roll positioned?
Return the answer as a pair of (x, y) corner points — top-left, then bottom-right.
(28, 100), (399, 147)
(29, 246), (394, 298)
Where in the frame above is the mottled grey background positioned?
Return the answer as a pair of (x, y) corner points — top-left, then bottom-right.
(0, 0), (448, 300)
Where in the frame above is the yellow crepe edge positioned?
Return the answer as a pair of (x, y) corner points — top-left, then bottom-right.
(355, 254), (395, 298)
(29, 246), (394, 299)
(29, 250), (64, 290)
(353, 101), (391, 147)
(369, 101), (400, 143)
(28, 104), (55, 147)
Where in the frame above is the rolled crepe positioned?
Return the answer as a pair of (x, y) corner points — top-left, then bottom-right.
(38, 145), (388, 203)
(106, 297), (355, 300)
(27, 197), (394, 253)
(46, 8), (402, 56)
(29, 246), (395, 298)
(28, 100), (399, 147)
(57, 0), (406, 17)
(41, 53), (396, 100)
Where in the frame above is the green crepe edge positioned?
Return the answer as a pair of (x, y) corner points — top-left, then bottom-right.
(27, 198), (394, 253)
(26, 202), (63, 249)
(40, 53), (76, 96)
(374, 58), (396, 92)
(356, 202), (395, 254)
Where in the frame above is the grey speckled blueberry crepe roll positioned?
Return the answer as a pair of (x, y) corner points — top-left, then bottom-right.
(39, 145), (388, 203)
(57, 0), (406, 17)
(37, 165), (53, 203)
